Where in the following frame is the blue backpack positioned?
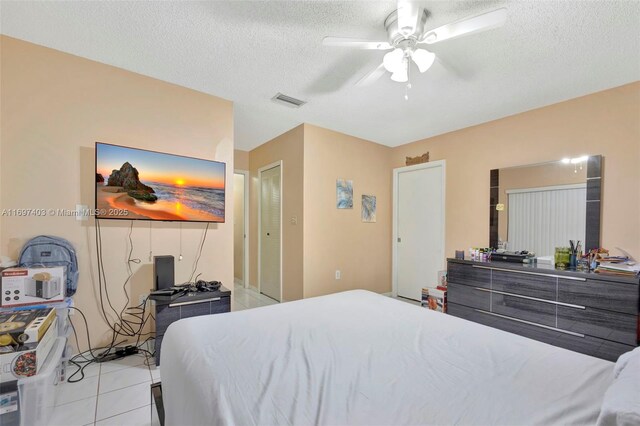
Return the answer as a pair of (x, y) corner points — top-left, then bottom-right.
(18, 235), (79, 297)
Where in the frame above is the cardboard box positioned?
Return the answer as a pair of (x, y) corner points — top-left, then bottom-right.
(0, 308), (56, 345)
(0, 317), (57, 383)
(1, 267), (66, 307)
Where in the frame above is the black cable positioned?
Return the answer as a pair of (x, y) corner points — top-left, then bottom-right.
(70, 219), (210, 381)
(95, 219), (122, 327)
(187, 223), (210, 283)
(67, 306), (123, 382)
(94, 219), (153, 338)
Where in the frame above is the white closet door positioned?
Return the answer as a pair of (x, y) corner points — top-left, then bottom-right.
(508, 184), (586, 256)
(260, 165), (281, 301)
(233, 173), (245, 283)
(396, 163), (445, 301)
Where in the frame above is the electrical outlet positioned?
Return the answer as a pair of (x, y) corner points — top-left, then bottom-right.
(335, 270), (341, 280)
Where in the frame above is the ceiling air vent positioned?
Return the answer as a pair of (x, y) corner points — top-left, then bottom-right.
(271, 93), (307, 108)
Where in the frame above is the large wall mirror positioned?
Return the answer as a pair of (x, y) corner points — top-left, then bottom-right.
(490, 155), (602, 257)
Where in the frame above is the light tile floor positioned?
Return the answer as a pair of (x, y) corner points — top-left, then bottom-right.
(49, 284), (276, 426)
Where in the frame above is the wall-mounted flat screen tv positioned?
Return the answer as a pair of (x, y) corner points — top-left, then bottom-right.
(95, 142), (225, 222)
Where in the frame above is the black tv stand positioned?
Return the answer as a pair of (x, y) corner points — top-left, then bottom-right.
(151, 285), (230, 365)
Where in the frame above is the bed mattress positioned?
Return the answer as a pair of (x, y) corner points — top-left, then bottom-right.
(161, 290), (614, 425)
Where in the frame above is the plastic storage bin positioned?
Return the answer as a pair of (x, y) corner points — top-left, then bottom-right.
(47, 298), (73, 339)
(16, 337), (66, 426)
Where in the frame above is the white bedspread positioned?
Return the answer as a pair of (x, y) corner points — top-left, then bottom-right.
(161, 290), (613, 426)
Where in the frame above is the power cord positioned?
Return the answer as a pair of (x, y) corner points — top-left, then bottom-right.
(69, 219), (210, 382)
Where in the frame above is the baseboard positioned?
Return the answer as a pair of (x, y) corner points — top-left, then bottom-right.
(381, 292), (393, 297)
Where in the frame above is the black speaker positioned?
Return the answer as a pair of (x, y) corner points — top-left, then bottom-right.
(153, 255), (175, 290)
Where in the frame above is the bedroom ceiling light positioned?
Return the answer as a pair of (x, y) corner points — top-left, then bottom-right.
(383, 48), (404, 73)
(323, 5), (507, 96)
(390, 59), (409, 82)
(411, 48), (436, 73)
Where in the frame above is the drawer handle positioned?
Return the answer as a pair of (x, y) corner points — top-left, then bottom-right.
(474, 309), (586, 338)
(169, 297), (221, 307)
(473, 287), (586, 310)
(472, 265), (586, 281)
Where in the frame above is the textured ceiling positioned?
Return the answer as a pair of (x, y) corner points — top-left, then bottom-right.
(1, 1), (639, 150)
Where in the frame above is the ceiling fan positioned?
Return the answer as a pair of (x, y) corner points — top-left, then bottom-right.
(322, 2), (507, 96)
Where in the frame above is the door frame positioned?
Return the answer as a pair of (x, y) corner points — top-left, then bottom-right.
(257, 160), (283, 301)
(234, 170), (250, 289)
(392, 160), (446, 298)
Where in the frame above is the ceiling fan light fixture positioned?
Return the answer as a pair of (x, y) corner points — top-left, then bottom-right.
(390, 60), (408, 82)
(383, 48), (404, 72)
(411, 48), (436, 73)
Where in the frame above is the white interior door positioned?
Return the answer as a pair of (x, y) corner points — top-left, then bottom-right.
(233, 173), (245, 284)
(260, 165), (281, 301)
(395, 162), (445, 301)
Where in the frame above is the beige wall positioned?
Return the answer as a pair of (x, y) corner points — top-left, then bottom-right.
(498, 161), (587, 241)
(303, 124), (392, 298)
(233, 173), (245, 281)
(0, 36), (234, 351)
(234, 149), (249, 171)
(248, 125), (304, 301)
(391, 82), (640, 259)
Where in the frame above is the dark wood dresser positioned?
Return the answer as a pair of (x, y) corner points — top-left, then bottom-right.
(153, 286), (231, 365)
(447, 259), (639, 361)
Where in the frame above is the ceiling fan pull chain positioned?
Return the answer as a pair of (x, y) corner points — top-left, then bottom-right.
(404, 61), (412, 100)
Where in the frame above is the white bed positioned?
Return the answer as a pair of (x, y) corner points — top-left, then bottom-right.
(161, 290), (614, 425)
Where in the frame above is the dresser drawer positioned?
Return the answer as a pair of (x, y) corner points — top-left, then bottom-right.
(492, 293), (556, 327)
(558, 279), (639, 315)
(557, 306), (638, 345)
(448, 263), (491, 289)
(155, 297), (231, 336)
(179, 300), (212, 318)
(447, 282), (490, 311)
(211, 296), (231, 314)
(491, 269), (556, 301)
(155, 304), (181, 335)
(448, 303), (633, 361)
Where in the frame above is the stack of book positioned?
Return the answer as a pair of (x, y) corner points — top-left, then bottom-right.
(597, 255), (630, 263)
(595, 262), (640, 277)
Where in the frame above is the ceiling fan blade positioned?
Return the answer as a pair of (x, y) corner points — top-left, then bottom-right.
(355, 63), (387, 87)
(322, 37), (392, 50)
(397, 1), (420, 36)
(419, 8), (507, 44)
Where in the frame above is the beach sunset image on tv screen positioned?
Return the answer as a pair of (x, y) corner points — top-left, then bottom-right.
(95, 143), (225, 222)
